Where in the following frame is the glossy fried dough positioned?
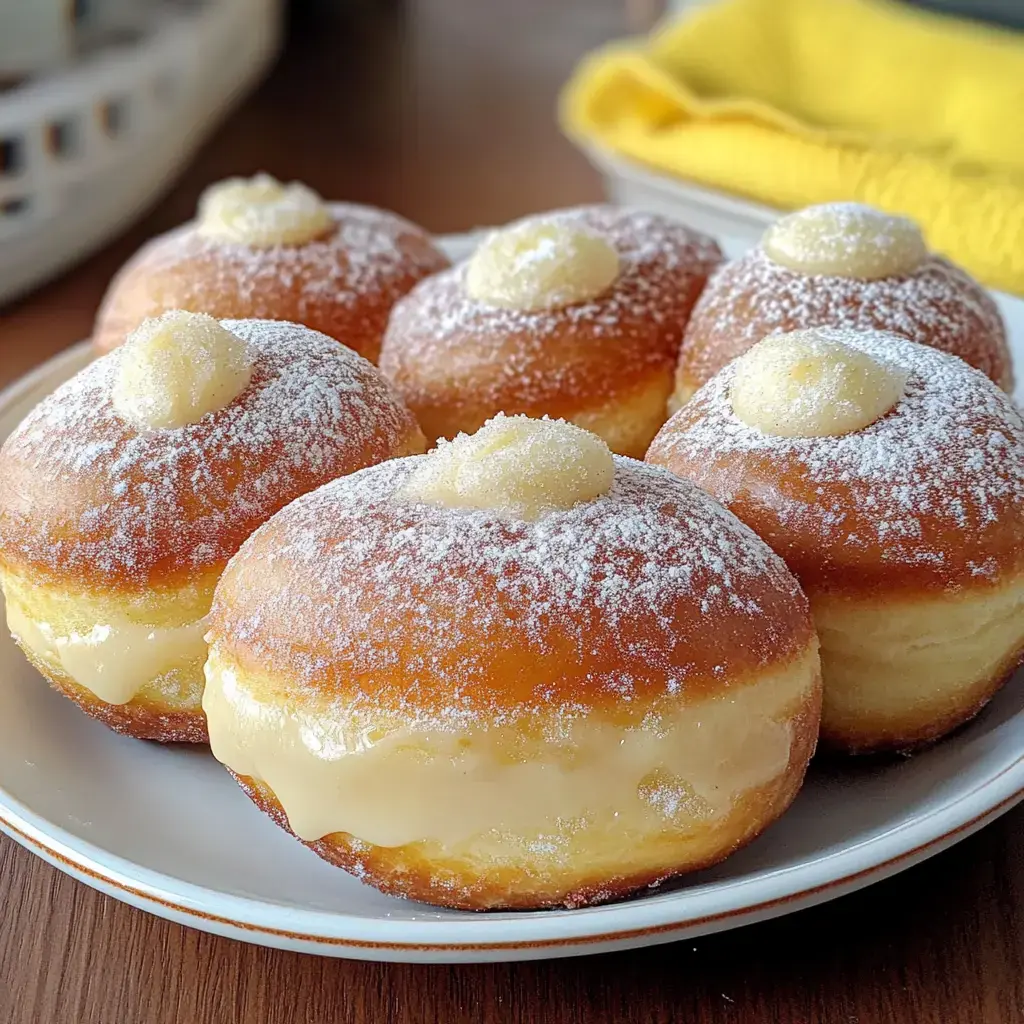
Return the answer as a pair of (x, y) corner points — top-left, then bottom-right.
(0, 319), (424, 741)
(649, 329), (1024, 753)
(204, 455), (822, 908)
(380, 206), (722, 457)
(93, 204), (450, 362)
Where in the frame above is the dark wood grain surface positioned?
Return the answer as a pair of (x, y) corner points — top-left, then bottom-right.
(1, 2), (1022, 1021)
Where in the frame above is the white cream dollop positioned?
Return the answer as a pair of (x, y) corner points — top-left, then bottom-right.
(762, 203), (927, 280)
(196, 173), (333, 247)
(112, 310), (253, 430)
(400, 414), (615, 518)
(729, 329), (908, 438)
(465, 218), (620, 311)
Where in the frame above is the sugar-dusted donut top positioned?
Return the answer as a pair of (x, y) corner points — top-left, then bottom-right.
(136, 203), (445, 314)
(652, 328), (1024, 591)
(209, 455), (815, 727)
(0, 320), (421, 588)
(381, 205), (723, 406)
(678, 247), (1010, 391)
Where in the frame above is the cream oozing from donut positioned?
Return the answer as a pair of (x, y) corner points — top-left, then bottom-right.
(729, 330), (908, 438)
(202, 646), (810, 847)
(5, 598), (207, 706)
(112, 311), (253, 430)
(197, 173), (334, 248)
(763, 203), (927, 281)
(202, 454), (819, 856)
(400, 414), (614, 517)
(465, 218), (620, 311)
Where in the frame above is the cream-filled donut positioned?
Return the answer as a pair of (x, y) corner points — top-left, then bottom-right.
(93, 174), (450, 362)
(673, 203), (1011, 408)
(0, 313), (424, 742)
(649, 327), (1024, 754)
(204, 416), (821, 909)
(379, 206), (723, 458)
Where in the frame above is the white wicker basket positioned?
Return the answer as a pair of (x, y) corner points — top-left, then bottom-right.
(0, 0), (281, 305)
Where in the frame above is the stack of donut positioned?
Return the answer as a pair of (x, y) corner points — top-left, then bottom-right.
(0, 176), (1020, 911)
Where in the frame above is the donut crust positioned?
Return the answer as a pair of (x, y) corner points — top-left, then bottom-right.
(205, 457), (822, 907)
(380, 206), (722, 456)
(649, 329), (1024, 753)
(210, 460), (817, 715)
(0, 320), (425, 592)
(0, 320), (425, 742)
(93, 204), (450, 362)
(675, 250), (1012, 404)
(21, 645), (208, 744)
(822, 645), (1024, 756)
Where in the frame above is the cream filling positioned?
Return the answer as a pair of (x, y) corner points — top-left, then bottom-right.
(113, 311), (253, 430)
(465, 219), (620, 311)
(6, 601), (208, 706)
(729, 330), (907, 439)
(203, 648), (817, 850)
(401, 414), (614, 518)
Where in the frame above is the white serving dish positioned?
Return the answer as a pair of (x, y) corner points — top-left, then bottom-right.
(0, 232), (1022, 964)
(586, 144), (786, 250)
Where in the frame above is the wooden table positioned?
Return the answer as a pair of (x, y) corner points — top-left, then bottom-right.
(1, 3), (1022, 1020)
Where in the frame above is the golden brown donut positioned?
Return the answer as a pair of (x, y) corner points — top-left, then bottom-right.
(379, 206), (722, 457)
(203, 416), (821, 910)
(93, 177), (449, 362)
(648, 327), (1024, 754)
(673, 203), (1011, 407)
(0, 315), (424, 743)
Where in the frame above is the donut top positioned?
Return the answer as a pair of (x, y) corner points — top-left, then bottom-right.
(0, 320), (421, 589)
(402, 414), (616, 518)
(762, 203), (927, 281)
(210, 456), (814, 729)
(381, 206), (723, 402)
(113, 202), (449, 324)
(651, 328), (1024, 588)
(679, 247), (1010, 391)
(464, 218), (621, 311)
(729, 331), (908, 439)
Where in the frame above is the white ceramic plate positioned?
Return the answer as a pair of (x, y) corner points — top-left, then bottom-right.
(1, 234), (1023, 964)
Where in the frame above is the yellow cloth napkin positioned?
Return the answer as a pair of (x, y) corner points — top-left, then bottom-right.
(561, 0), (1024, 294)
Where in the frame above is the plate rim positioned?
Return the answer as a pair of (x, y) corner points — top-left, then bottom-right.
(2, 750), (1023, 957)
(2, 297), (1024, 959)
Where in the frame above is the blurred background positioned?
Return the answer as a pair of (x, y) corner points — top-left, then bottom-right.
(0, 0), (631, 316)
(1, 0), (1022, 359)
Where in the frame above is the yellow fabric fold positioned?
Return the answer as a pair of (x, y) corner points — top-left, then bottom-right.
(561, 0), (1024, 294)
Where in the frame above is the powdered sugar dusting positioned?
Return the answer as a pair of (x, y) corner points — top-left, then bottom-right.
(117, 203), (448, 323)
(680, 248), (1010, 389)
(654, 328), (1024, 576)
(0, 320), (418, 584)
(764, 203), (924, 273)
(791, 203), (904, 251)
(213, 456), (809, 729)
(381, 205), (722, 404)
